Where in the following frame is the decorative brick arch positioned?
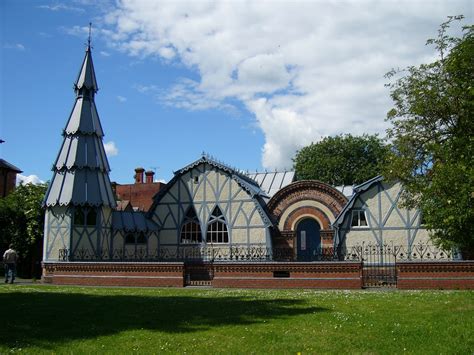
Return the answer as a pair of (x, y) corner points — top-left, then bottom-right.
(284, 206), (331, 231)
(268, 180), (348, 227)
(268, 180), (348, 248)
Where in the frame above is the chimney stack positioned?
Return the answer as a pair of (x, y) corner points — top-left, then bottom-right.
(134, 167), (145, 184)
(145, 170), (154, 184)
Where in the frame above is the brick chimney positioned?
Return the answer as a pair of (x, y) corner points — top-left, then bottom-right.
(134, 167), (145, 184)
(145, 170), (154, 184)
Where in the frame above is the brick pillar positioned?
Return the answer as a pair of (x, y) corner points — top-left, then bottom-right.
(134, 167), (145, 184)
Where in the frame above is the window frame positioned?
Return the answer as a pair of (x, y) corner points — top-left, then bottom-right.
(180, 208), (203, 244)
(351, 209), (368, 228)
(206, 206), (229, 244)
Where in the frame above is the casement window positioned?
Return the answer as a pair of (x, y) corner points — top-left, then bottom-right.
(351, 209), (368, 227)
(206, 206), (229, 244)
(74, 207), (97, 226)
(180, 208), (202, 244)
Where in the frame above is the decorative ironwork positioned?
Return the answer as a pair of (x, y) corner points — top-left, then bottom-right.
(57, 243), (460, 265)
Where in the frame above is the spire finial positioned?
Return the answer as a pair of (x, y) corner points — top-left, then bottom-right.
(87, 22), (92, 49)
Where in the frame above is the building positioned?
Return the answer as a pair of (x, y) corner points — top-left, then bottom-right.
(0, 159), (22, 198)
(42, 43), (468, 289)
(113, 167), (165, 212)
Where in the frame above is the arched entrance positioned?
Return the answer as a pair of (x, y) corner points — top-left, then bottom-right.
(296, 218), (321, 261)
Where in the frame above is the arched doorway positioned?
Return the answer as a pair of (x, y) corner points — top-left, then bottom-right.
(296, 218), (321, 261)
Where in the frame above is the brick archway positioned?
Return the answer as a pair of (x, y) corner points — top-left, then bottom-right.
(267, 180), (348, 249)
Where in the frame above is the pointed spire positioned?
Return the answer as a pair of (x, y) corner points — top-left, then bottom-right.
(44, 38), (115, 208)
(74, 23), (98, 93)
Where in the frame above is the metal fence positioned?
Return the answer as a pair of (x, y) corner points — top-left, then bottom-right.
(58, 242), (460, 263)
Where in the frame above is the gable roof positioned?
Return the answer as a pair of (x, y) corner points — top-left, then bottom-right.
(147, 155), (273, 226)
(332, 175), (383, 228)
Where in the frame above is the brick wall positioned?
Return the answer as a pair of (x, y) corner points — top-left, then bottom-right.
(212, 262), (362, 289)
(397, 261), (474, 289)
(114, 182), (164, 211)
(42, 262), (185, 287)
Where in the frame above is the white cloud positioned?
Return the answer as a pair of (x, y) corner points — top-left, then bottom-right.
(17, 174), (44, 186)
(37, 4), (84, 12)
(104, 141), (119, 156)
(3, 43), (25, 51)
(117, 95), (127, 102)
(100, 50), (111, 57)
(102, 0), (472, 169)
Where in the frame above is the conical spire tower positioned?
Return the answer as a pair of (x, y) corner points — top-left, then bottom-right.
(44, 42), (116, 208)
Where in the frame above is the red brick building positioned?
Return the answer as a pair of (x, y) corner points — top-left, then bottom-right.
(0, 159), (22, 198)
(113, 167), (165, 211)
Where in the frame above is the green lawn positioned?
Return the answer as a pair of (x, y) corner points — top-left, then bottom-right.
(1, 285), (473, 354)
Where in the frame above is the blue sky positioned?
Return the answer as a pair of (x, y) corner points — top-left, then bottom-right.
(1, 0), (471, 185)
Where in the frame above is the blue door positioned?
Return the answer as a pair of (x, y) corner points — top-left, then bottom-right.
(296, 218), (321, 261)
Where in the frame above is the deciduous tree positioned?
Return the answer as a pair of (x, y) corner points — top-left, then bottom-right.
(384, 16), (473, 257)
(293, 134), (389, 186)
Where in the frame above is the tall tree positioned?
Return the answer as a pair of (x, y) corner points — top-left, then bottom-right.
(0, 182), (47, 277)
(293, 134), (389, 186)
(384, 16), (473, 257)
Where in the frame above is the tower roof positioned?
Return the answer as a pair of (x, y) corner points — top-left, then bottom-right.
(44, 43), (115, 208)
(74, 45), (98, 92)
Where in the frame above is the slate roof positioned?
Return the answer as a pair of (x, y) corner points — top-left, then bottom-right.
(75, 46), (98, 91)
(112, 211), (159, 232)
(43, 45), (116, 208)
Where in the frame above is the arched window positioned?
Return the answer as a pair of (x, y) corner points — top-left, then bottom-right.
(206, 206), (228, 244)
(180, 208), (202, 244)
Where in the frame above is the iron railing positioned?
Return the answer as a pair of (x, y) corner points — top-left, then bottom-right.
(57, 242), (460, 263)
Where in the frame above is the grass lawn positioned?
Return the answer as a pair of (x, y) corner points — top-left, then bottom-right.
(1, 285), (473, 354)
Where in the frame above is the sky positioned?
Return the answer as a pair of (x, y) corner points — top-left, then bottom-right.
(1, 0), (472, 185)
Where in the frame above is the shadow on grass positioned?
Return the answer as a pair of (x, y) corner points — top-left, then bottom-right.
(1, 290), (327, 348)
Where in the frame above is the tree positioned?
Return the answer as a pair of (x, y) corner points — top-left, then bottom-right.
(0, 182), (47, 277)
(384, 16), (474, 257)
(293, 134), (390, 186)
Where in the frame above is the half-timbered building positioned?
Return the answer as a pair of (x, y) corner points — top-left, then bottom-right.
(41, 42), (463, 289)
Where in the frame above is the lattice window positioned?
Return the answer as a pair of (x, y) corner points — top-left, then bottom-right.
(351, 210), (368, 227)
(206, 206), (229, 243)
(180, 208), (202, 244)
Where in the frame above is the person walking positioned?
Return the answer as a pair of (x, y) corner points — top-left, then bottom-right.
(3, 244), (18, 284)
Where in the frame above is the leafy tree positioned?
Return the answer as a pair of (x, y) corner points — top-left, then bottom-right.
(293, 134), (390, 186)
(384, 16), (473, 257)
(0, 182), (47, 277)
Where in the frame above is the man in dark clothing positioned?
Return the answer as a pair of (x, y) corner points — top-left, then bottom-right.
(3, 244), (18, 284)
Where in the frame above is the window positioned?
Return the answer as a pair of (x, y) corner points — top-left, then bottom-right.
(125, 234), (135, 244)
(180, 208), (202, 244)
(351, 210), (368, 227)
(136, 232), (147, 244)
(206, 206), (229, 243)
(74, 207), (97, 226)
(125, 233), (147, 244)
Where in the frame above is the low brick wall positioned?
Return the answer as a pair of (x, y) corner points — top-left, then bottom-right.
(212, 262), (362, 289)
(42, 262), (185, 287)
(397, 261), (474, 289)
